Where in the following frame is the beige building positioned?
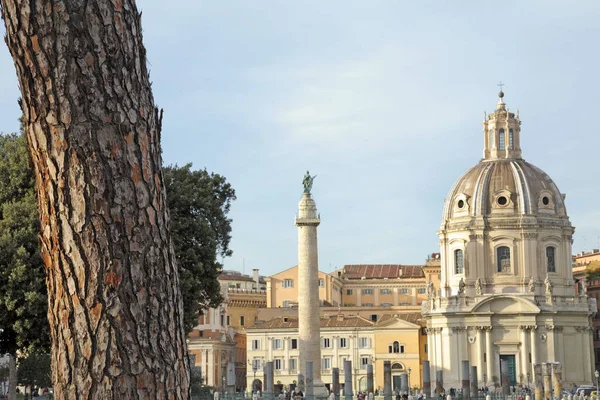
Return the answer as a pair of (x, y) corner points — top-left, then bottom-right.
(423, 91), (596, 389)
(187, 269), (267, 391)
(246, 312), (424, 393)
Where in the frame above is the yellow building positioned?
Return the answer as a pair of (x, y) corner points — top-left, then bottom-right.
(246, 313), (424, 393)
(266, 265), (343, 308)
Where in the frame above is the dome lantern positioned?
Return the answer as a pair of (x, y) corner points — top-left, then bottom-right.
(483, 91), (522, 160)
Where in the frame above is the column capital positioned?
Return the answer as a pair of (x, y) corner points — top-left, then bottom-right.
(451, 326), (467, 333)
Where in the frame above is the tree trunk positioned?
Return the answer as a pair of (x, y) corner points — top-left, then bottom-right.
(1, 1), (190, 398)
(8, 353), (16, 400)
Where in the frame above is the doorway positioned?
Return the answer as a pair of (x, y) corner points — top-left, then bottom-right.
(499, 355), (517, 386)
(393, 376), (401, 392)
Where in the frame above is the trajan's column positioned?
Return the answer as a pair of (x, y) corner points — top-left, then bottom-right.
(295, 171), (328, 397)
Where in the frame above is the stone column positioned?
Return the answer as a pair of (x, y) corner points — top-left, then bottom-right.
(477, 327), (485, 380)
(543, 363), (552, 400)
(367, 364), (374, 394)
(530, 327), (539, 378)
(400, 373), (408, 393)
(423, 360), (431, 398)
(521, 326), (530, 383)
(552, 363), (562, 400)
(501, 359), (509, 395)
(485, 327), (494, 386)
(332, 368), (340, 400)
(533, 364), (543, 400)
(306, 361), (314, 398)
(470, 366), (478, 398)
(344, 360), (353, 400)
(265, 361), (274, 394)
(208, 349), (215, 386)
(296, 191), (327, 397)
(383, 361), (392, 400)
(462, 361), (470, 400)
(436, 370), (444, 394)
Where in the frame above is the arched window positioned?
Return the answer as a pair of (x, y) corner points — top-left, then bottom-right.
(489, 129), (494, 148)
(393, 341), (400, 353)
(454, 249), (464, 274)
(508, 129), (514, 149)
(497, 246), (511, 273)
(546, 247), (556, 273)
(499, 129), (505, 150)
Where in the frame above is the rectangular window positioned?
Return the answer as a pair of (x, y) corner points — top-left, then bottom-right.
(359, 337), (370, 348)
(546, 247), (556, 273)
(322, 358), (331, 370)
(289, 358), (297, 371)
(252, 359), (262, 371)
(252, 340), (260, 350)
(322, 338), (331, 348)
(399, 288), (409, 294)
(274, 359), (283, 370)
(509, 129), (514, 149)
(380, 288), (392, 295)
(381, 302), (391, 307)
(424, 344), (428, 353)
(240, 316), (245, 326)
(339, 338), (347, 348)
(319, 279), (325, 288)
(499, 128), (505, 150)
(226, 316), (230, 326)
(346, 289), (353, 295)
(362, 289), (373, 295)
(291, 339), (298, 349)
(283, 300), (291, 307)
(282, 279), (294, 288)
(360, 357), (369, 369)
(272, 339), (282, 350)
(363, 303), (373, 307)
(220, 315), (224, 326)
(497, 246), (511, 272)
(370, 314), (378, 322)
(417, 288), (426, 294)
(455, 249), (464, 274)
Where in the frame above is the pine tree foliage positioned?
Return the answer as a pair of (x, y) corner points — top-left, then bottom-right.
(0, 133), (49, 355)
(164, 164), (236, 333)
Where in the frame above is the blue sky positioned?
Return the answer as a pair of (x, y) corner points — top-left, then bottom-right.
(1, 1), (600, 277)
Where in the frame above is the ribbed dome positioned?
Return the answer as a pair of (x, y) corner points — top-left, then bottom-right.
(442, 159), (567, 221)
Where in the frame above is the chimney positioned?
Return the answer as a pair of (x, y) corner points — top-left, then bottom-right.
(252, 268), (259, 286)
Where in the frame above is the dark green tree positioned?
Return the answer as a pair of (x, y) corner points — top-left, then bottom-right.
(164, 164), (236, 333)
(0, 133), (49, 399)
(17, 352), (52, 391)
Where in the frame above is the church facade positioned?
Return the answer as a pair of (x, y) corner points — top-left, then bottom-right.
(423, 92), (596, 388)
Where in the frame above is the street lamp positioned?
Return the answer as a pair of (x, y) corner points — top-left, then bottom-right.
(408, 367), (412, 395)
(595, 370), (599, 400)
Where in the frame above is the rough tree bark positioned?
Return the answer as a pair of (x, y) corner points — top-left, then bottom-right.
(0, 1), (190, 398)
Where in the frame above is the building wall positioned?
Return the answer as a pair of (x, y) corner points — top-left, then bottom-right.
(267, 266), (343, 308)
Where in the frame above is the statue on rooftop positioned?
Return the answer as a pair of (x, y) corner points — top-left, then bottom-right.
(302, 171), (317, 194)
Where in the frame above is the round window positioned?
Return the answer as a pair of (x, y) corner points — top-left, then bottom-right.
(542, 196), (550, 206)
(497, 196), (508, 206)
(457, 199), (465, 209)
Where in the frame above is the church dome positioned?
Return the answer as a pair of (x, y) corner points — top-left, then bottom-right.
(442, 159), (567, 221)
(442, 92), (568, 224)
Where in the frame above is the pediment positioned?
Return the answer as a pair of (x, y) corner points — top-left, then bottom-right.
(376, 317), (421, 330)
(470, 295), (540, 314)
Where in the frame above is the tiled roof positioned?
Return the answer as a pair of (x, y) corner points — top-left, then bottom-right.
(375, 313), (423, 326)
(342, 265), (425, 279)
(248, 315), (374, 330)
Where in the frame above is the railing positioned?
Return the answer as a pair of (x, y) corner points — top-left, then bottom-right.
(227, 288), (267, 295)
